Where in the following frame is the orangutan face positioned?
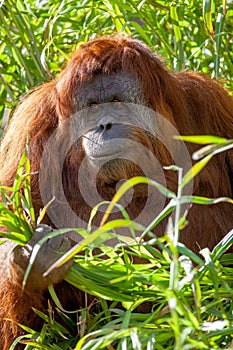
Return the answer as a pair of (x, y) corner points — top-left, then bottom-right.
(75, 71), (157, 183)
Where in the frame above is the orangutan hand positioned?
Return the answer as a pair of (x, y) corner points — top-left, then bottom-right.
(9, 224), (73, 292)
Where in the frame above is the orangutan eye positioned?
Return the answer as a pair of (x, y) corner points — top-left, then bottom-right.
(112, 97), (121, 102)
(90, 101), (98, 106)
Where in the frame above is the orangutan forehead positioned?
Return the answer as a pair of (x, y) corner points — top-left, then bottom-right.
(75, 71), (145, 109)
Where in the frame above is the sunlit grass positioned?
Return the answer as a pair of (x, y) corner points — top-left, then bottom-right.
(1, 137), (233, 349)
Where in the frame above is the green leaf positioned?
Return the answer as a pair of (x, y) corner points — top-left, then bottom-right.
(174, 135), (228, 144)
(181, 154), (213, 188)
(203, 0), (214, 35)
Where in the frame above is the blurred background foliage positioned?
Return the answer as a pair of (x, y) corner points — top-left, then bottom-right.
(0, 0), (232, 128)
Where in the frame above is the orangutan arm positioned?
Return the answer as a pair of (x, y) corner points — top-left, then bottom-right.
(0, 225), (72, 350)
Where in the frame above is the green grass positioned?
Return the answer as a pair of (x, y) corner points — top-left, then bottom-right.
(1, 137), (233, 349)
(0, 0), (233, 125)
